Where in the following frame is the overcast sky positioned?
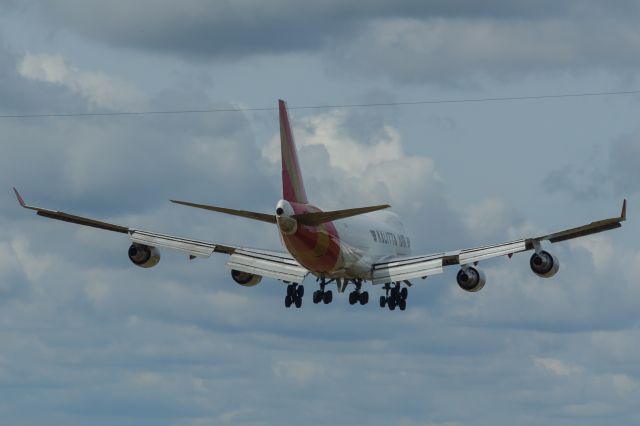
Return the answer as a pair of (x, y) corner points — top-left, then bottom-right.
(1, 1), (640, 425)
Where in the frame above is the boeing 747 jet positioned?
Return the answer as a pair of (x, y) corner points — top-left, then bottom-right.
(14, 100), (627, 310)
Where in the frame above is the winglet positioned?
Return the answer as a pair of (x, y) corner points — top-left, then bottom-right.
(13, 187), (27, 208)
(621, 199), (627, 221)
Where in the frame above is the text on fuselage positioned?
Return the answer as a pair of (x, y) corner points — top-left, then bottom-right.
(369, 230), (411, 248)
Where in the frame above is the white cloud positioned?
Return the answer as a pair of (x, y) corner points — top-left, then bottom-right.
(261, 109), (444, 213)
(569, 235), (614, 272)
(563, 401), (613, 416)
(609, 374), (638, 394)
(272, 359), (329, 384)
(533, 357), (581, 377)
(262, 110), (405, 176)
(17, 52), (146, 110)
(10, 236), (55, 283)
(460, 197), (517, 240)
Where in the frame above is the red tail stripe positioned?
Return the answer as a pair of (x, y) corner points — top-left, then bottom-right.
(279, 100), (308, 204)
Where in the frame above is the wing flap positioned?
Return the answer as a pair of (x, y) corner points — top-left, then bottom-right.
(129, 230), (219, 257)
(458, 240), (527, 265)
(226, 249), (308, 283)
(372, 255), (444, 285)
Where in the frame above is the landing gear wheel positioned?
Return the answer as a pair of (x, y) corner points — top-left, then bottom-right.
(349, 291), (358, 305)
(400, 287), (408, 300)
(323, 290), (333, 304)
(388, 297), (397, 310)
(379, 296), (386, 308)
(313, 290), (322, 304)
(285, 295), (293, 308)
(294, 296), (302, 308)
(359, 291), (369, 305)
(399, 299), (407, 311)
(287, 285), (295, 298)
(296, 285), (305, 298)
(390, 287), (399, 299)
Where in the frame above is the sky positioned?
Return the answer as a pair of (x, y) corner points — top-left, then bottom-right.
(1, 1), (640, 425)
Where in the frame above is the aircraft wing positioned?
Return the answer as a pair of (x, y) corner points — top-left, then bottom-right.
(13, 188), (309, 283)
(371, 200), (626, 285)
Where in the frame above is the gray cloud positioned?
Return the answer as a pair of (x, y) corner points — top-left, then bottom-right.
(1, 21), (640, 425)
(6, 1), (639, 86)
(330, 16), (640, 86)
(544, 129), (640, 200)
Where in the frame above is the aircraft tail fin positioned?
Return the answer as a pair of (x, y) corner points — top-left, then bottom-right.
(279, 99), (309, 204)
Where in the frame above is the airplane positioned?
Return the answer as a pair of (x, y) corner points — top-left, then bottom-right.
(14, 100), (627, 310)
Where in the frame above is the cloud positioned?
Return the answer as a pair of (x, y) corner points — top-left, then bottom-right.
(261, 108), (466, 250)
(2, 19), (640, 425)
(534, 357), (581, 377)
(563, 402), (614, 417)
(543, 129), (640, 200)
(272, 359), (329, 384)
(13, 1), (640, 85)
(330, 16), (640, 85)
(459, 197), (521, 240)
(18, 53), (147, 110)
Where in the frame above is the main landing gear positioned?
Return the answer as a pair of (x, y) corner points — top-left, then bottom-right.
(285, 278), (408, 310)
(284, 283), (304, 309)
(379, 282), (409, 311)
(312, 277), (333, 305)
(348, 279), (369, 306)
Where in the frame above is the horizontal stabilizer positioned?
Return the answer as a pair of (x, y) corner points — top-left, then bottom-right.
(294, 204), (391, 226)
(170, 199), (277, 224)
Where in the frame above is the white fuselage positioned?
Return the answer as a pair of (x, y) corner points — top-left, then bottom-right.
(332, 211), (411, 278)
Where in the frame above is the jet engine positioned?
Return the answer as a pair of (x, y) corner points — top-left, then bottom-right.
(128, 243), (161, 268)
(231, 269), (262, 287)
(529, 250), (559, 278)
(456, 266), (486, 292)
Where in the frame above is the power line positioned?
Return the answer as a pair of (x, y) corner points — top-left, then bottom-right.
(1, 89), (639, 119)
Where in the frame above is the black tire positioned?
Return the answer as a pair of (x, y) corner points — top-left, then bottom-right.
(294, 296), (302, 308)
(359, 291), (369, 305)
(388, 297), (397, 310)
(296, 285), (305, 298)
(323, 290), (333, 304)
(390, 287), (399, 299)
(287, 285), (295, 298)
(400, 287), (408, 300)
(379, 296), (386, 308)
(285, 295), (293, 308)
(399, 299), (407, 311)
(349, 291), (357, 305)
(313, 290), (322, 304)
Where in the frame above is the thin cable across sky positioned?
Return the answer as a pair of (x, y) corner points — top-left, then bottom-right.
(1, 89), (639, 119)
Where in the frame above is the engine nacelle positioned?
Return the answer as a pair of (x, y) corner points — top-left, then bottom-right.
(128, 243), (160, 268)
(231, 269), (262, 287)
(530, 250), (559, 278)
(457, 266), (486, 292)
